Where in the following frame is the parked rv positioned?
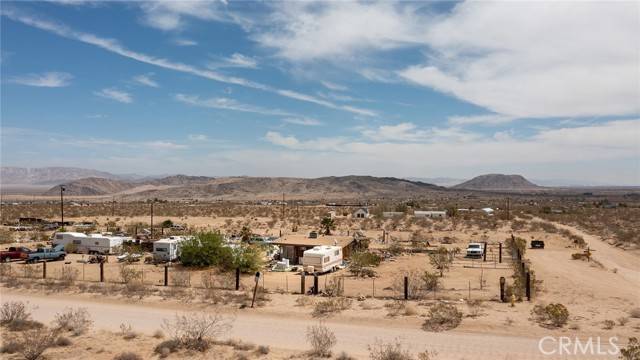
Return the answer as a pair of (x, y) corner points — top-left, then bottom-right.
(153, 236), (189, 262)
(51, 232), (129, 255)
(302, 245), (343, 273)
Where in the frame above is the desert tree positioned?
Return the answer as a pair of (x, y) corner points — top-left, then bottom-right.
(429, 247), (453, 277)
(320, 216), (336, 235)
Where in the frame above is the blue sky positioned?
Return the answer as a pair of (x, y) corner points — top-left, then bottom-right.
(1, 1), (639, 185)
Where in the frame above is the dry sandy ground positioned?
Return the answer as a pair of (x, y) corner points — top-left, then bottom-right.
(0, 290), (625, 360)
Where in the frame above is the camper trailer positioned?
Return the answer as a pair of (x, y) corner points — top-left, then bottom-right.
(51, 232), (128, 254)
(302, 245), (343, 273)
(153, 236), (189, 262)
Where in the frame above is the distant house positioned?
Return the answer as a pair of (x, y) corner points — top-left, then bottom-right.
(481, 208), (494, 214)
(273, 234), (356, 265)
(382, 211), (404, 218)
(414, 210), (447, 219)
(353, 207), (370, 219)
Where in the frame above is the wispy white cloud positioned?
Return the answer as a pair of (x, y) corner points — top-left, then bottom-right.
(94, 88), (133, 103)
(138, 1), (229, 31)
(448, 114), (516, 126)
(321, 81), (347, 91)
(282, 117), (323, 126)
(172, 38), (198, 46)
(0, 8), (374, 116)
(175, 93), (292, 116)
(224, 53), (258, 69)
(133, 73), (159, 87)
(361, 122), (480, 143)
(9, 71), (72, 87)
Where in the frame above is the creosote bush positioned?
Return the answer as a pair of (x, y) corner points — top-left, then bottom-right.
(312, 297), (353, 317)
(306, 322), (336, 357)
(53, 307), (93, 336)
(422, 303), (462, 332)
(161, 312), (233, 352)
(113, 352), (143, 360)
(19, 327), (59, 360)
(531, 303), (569, 328)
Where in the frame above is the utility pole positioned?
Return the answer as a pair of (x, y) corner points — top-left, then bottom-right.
(60, 185), (66, 226)
(282, 193), (285, 219)
(150, 200), (154, 240)
(111, 197), (115, 217)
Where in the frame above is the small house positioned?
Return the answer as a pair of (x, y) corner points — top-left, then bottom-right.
(353, 207), (369, 219)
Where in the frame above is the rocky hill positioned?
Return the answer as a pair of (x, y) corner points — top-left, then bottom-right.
(44, 175), (444, 199)
(452, 174), (541, 191)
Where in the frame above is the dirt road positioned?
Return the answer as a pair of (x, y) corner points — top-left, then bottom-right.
(1, 291), (620, 359)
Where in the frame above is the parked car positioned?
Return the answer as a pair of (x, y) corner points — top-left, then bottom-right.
(466, 242), (485, 258)
(0, 246), (31, 262)
(26, 245), (66, 263)
(531, 240), (545, 249)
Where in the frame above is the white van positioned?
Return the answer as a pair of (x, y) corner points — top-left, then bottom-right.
(302, 245), (343, 273)
(52, 232), (128, 254)
(153, 236), (189, 262)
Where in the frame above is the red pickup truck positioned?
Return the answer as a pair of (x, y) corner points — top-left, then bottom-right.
(0, 247), (31, 262)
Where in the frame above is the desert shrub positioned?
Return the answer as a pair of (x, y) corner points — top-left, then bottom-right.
(171, 271), (190, 287)
(0, 340), (23, 354)
(55, 336), (72, 347)
(466, 299), (484, 318)
(19, 327), (58, 360)
(256, 345), (270, 355)
(392, 270), (426, 300)
(153, 329), (165, 339)
(113, 352), (142, 360)
(180, 232), (232, 267)
(387, 242), (404, 256)
(0, 301), (30, 326)
(306, 322), (336, 357)
(531, 303), (569, 328)
(349, 251), (381, 277)
(336, 351), (356, 360)
(119, 323), (137, 340)
(620, 337), (640, 360)
(295, 296), (314, 307)
(385, 300), (418, 317)
(119, 264), (142, 284)
(422, 271), (439, 291)
(324, 277), (344, 297)
(422, 303), (462, 332)
(154, 339), (180, 355)
(59, 266), (79, 286)
(368, 339), (412, 360)
(428, 247), (453, 276)
(161, 312), (233, 351)
(0, 229), (13, 244)
(53, 307), (93, 336)
(618, 317), (630, 326)
(602, 319), (615, 330)
(312, 297), (352, 317)
(629, 308), (640, 318)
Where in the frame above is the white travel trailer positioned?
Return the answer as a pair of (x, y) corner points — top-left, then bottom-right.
(302, 245), (343, 273)
(51, 232), (128, 254)
(153, 236), (189, 262)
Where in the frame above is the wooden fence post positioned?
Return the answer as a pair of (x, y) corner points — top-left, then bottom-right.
(525, 271), (531, 301)
(235, 268), (240, 290)
(42, 261), (46, 279)
(301, 272), (306, 294)
(164, 265), (168, 286)
(313, 274), (319, 295)
(99, 262), (104, 282)
(483, 241), (487, 262)
(499, 242), (502, 263)
(404, 276), (408, 300)
(500, 276), (506, 302)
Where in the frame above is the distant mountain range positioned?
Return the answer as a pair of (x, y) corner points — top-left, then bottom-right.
(40, 175), (445, 200)
(451, 174), (541, 191)
(0, 167), (149, 185)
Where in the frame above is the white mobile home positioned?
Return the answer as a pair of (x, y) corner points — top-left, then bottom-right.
(153, 236), (189, 262)
(414, 210), (447, 219)
(51, 232), (128, 254)
(302, 245), (343, 273)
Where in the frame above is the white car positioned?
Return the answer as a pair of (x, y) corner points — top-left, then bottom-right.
(466, 243), (484, 258)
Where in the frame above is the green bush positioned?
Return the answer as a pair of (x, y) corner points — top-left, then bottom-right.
(422, 303), (462, 332)
(531, 303), (569, 328)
